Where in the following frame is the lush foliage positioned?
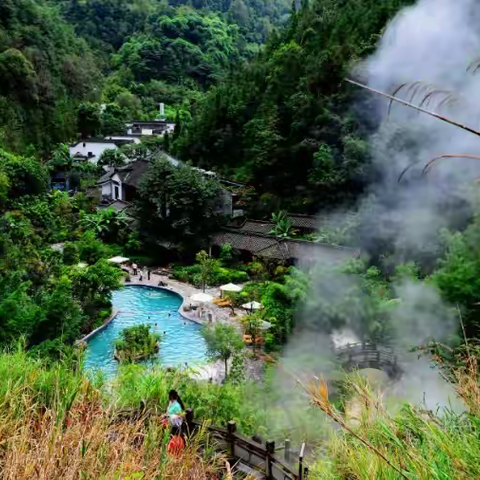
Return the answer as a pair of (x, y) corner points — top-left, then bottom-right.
(173, 250), (249, 287)
(0, 0), (100, 153)
(115, 324), (160, 363)
(176, 0), (415, 214)
(0, 146), (122, 359)
(432, 220), (480, 338)
(79, 207), (130, 243)
(136, 157), (226, 248)
(202, 324), (244, 377)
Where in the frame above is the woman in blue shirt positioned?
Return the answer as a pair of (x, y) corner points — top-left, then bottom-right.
(166, 389), (185, 436)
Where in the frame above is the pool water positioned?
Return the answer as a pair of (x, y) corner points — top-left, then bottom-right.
(83, 285), (208, 377)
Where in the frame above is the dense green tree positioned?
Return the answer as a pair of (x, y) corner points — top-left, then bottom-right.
(69, 259), (123, 329)
(196, 250), (218, 292)
(432, 224), (480, 337)
(176, 0), (414, 213)
(0, 149), (49, 200)
(101, 103), (128, 135)
(202, 324), (244, 378)
(0, 0), (100, 152)
(80, 207), (130, 243)
(136, 157), (225, 247)
(77, 103), (102, 138)
(97, 149), (126, 169)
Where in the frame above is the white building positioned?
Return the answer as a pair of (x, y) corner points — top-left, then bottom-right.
(96, 152), (242, 217)
(125, 120), (175, 137)
(69, 138), (137, 165)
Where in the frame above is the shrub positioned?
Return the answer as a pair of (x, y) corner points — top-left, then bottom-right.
(63, 242), (79, 265)
(172, 264), (248, 287)
(114, 325), (160, 363)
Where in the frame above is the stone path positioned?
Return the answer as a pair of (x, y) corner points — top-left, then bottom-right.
(122, 266), (264, 383)
(125, 266), (246, 329)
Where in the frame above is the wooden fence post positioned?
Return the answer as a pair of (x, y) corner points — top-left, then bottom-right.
(227, 421), (236, 458)
(266, 440), (275, 479)
(299, 442), (305, 480)
(185, 408), (194, 436)
(284, 438), (291, 463)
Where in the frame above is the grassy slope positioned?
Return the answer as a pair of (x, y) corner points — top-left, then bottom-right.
(1, 348), (479, 478)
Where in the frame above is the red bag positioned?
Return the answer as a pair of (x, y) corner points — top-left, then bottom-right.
(168, 435), (185, 456)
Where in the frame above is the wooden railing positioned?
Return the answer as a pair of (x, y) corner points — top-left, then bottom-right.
(335, 342), (401, 378)
(185, 410), (308, 480)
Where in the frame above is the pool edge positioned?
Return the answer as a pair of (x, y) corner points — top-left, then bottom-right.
(78, 283), (204, 344)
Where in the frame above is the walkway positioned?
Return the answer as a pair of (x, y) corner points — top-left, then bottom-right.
(125, 267), (245, 328)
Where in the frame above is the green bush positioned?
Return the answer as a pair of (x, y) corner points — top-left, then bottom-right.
(63, 242), (79, 265)
(114, 325), (160, 363)
(172, 264), (249, 287)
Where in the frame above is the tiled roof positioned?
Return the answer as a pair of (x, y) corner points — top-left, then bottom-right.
(212, 230), (359, 262)
(97, 200), (131, 212)
(212, 230), (279, 255)
(97, 168), (116, 184)
(240, 220), (274, 235)
(118, 159), (150, 188)
(288, 214), (317, 229)
(236, 215), (318, 235)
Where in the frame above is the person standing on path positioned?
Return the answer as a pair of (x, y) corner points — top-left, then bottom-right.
(148, 268), (151, 281)
(132, 263), (138, 276)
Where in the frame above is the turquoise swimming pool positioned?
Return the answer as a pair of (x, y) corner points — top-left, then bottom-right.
(83, 285), (208, 377)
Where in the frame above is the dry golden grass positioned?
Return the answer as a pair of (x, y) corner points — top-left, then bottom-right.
(302, 354), (480, 480)
(0, 376), (226, 480)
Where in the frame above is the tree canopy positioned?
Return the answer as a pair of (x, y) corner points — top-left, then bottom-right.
(175, 0), (414, 214)
(136, 157), (225, 248)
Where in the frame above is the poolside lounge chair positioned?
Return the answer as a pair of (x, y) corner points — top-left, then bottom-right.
(243, 335), (263, 345)
(213, 298), (231, 308)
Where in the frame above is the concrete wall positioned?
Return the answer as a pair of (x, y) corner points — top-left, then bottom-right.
(100, 174), (123, 200)
(69, 142), (118, 164)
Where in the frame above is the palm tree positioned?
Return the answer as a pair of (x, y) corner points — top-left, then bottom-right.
(269, 211), (293, 237)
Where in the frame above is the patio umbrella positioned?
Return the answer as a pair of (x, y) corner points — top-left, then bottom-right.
(219, 283), (243, 293)
(241, 301), (262, 311)
(260, 320), (272, 331)
(108, 256), (130, 264)
(191, 293), (213, 303)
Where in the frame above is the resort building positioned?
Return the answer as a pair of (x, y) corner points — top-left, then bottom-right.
(69, 138), (138, 165)
(211, 218), (359, 264)
(125, 120), (175, 137)
(96, 153), (243, 218)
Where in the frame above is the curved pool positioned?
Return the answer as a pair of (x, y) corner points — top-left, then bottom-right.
(83, 285), (208, 377)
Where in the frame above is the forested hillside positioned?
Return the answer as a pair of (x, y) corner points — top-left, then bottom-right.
(61, 0), (290, 49)
(175, 0), (415, 214)
(0, 0), (100, 153)
(56, 0), (291, 130)
(0, 0), (289, 155)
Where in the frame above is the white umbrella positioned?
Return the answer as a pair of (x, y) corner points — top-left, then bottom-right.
(242, 301), (262, 311)
(108, 256), (130, 264)
(260, 320), (272, 331)
(191, 293), (213, 303)
(220, 283), (243, 293)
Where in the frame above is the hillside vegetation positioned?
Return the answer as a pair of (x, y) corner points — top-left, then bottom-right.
(0, 0), (100, 152)
(175, 0), (415, 214)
